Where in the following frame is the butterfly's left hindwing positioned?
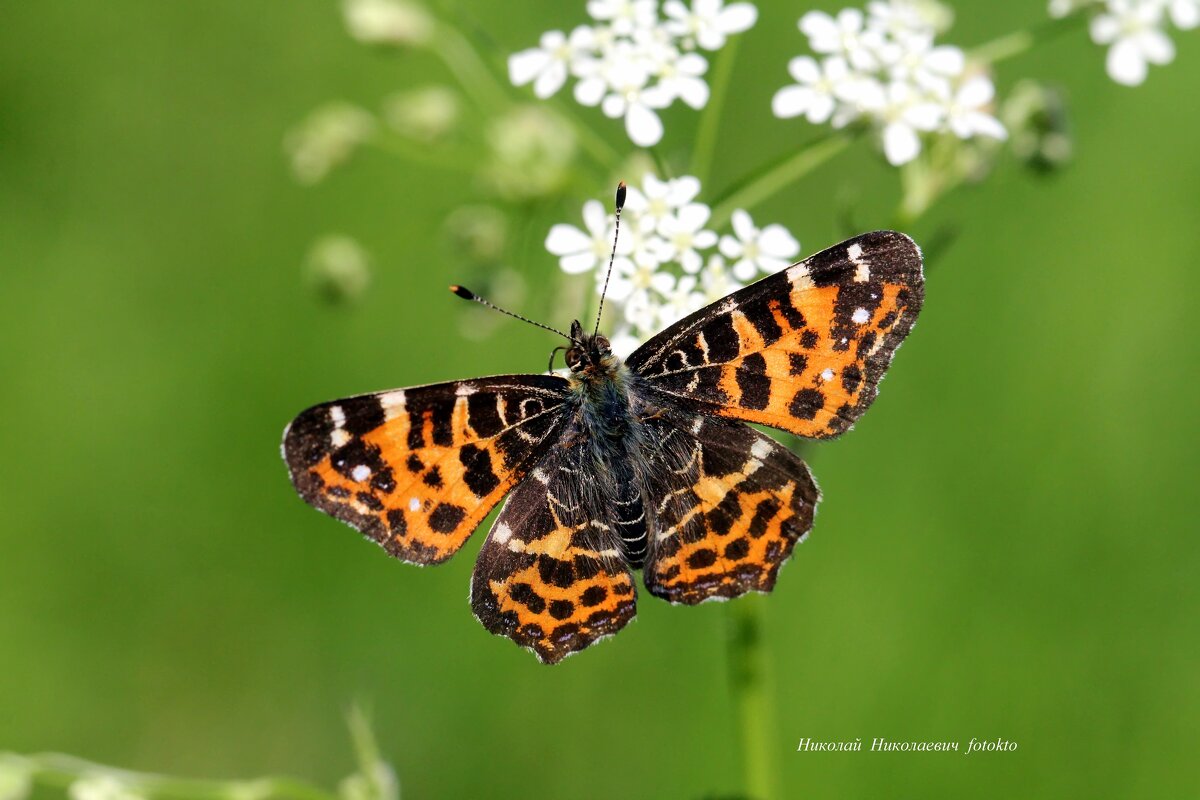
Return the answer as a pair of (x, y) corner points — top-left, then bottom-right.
(472, 446), (638, 664)
(282, 375), (568, 565)
(642, 414), (820, 604)
(628, 230), (923, 439)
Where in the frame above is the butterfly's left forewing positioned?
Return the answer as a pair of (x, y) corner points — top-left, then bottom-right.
(282, 375), (568, 565)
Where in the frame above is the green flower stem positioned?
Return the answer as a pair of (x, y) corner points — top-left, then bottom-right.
(429, 22), (510, 116)
(6, 753), (337, 800)
(648, 145), (673, 180)
(690, 37), (740, 185)
(710, 133), (853, 229)
(969, 11), (1089, 65)
(727, 595), (777, 800)
(545, 96), (625, 175)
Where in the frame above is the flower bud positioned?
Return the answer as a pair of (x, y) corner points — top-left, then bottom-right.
(484, 106), (576, 201)
(284, 103), (376, 185)
(342, 0), (433, 47)
(305, 236), (372, 305)
(382, 86), (460, 143)
(1003, 80), (1072, 175)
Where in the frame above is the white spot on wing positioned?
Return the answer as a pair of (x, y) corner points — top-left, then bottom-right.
(820, 368), (835, 382)
(330, 405), (346, 428)
(531, 467), (550, 485)
(331, 429), (351, 448)
(788, 263), (815, 290)
(851, 307), (870, 324)
(493, 522), (512, 545)
(351, 464), (371, 482)
(750, 439), (772, 460)
(409, 497), (420, 512)
(380, 390), (406, 419)
(455, 383), (477, 396)
(848, 242), (871, 282)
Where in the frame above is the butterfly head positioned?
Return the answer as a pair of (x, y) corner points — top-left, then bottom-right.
(565, 319), (614, 375)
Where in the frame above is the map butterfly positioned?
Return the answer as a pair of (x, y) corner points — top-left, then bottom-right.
(283, 187), (924, 663)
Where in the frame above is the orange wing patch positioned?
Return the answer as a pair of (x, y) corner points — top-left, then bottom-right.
(644, 416), (819, 605)
(282, 375), (568, 565)
(472, 449), (637, 663)
(629, 230), (923, 439)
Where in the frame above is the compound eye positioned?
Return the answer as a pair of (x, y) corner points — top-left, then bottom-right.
(565, 347), (582, 368)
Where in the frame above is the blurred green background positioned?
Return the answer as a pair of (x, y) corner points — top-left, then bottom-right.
(2, 1), (1198, 798)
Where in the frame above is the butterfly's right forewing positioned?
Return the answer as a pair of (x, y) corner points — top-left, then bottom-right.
(282, 374), (569, 565)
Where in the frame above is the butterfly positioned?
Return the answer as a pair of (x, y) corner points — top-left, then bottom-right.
(282, 197), (923, 663)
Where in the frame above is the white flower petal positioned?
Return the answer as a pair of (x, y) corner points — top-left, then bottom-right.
(731, 259), (757, 282)
(574, 77), (607, 106)
(718, 4), (758, 35)
(625, 102), (664, 146)
(560, 251), (598, 273)
(676, 203), (712, 230)
(788, 55), (821, 84)
(957, 76), (995, 108)
(731, 209), (755, 240)
(772, 85), (815, 118)
(758, 224), (800, 258)
(545, 224), (592, 255)
(1107, 38), (1149, 85)
(882, 121), (921, 165)
(677, 76), (711, 109)
(1140, 29), (1176, 65)
(532, 61), (567, 98)
(509, 49), (550, 86)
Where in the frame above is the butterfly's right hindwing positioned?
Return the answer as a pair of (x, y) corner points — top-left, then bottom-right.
(282, 374), (569, 565)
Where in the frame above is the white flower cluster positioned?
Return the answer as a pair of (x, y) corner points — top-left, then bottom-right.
(545, 175), (800, 355)
(1051, 0), (1198, 86)
(508, 0), (758, 147)
(772, 0), (1006, 166)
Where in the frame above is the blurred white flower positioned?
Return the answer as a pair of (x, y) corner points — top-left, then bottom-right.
(775, 0), (1003, 166)
(1055, 0), (1194, 85)
(549, 176), (801, 350)
(1169, 0), (1200, 28)
(546, 199), (629, 274)
(342, 0), (433, 46)
(1090, 1), (1175, 86)
(588, 0), (657, 35)
(655, 203), (719, 273)
(624, 174), (701, 233)
(69, 776), (143, 800)
(284, 103), (376, 185)
(599, 60), (674, 146)
(772, 55), (857, 123)
(698, 254), (745, 301)
(719, 210), (801, 281)
(663, 0), (759, 50)
(800, 8), (882, 70)
(0, 757), (32, 800)
(859, 80), (944, 164)
(509, 27), (596, 98)
(509, 0), (757, 146)
(944, 76), (1007, 140)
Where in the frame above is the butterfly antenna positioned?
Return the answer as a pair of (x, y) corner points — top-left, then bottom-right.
(448, 285), (572, 340)
(593, 181), (627, 338)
